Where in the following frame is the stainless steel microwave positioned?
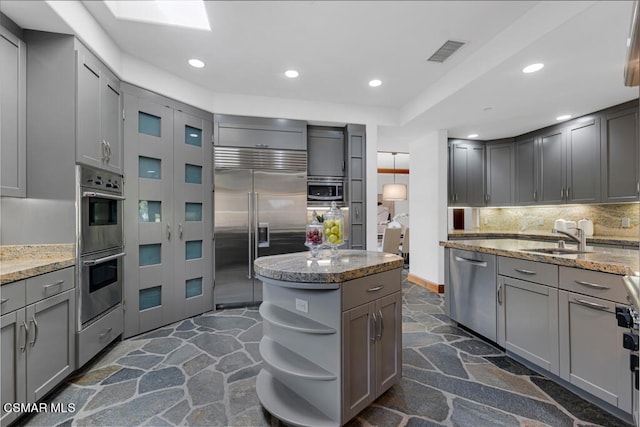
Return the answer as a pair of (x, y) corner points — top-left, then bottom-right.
(307, 178), (344, 202)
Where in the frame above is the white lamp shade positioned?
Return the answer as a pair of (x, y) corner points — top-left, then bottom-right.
(382, 183), (407, 201)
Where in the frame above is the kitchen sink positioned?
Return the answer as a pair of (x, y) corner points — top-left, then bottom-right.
(519, 247), (592, 255)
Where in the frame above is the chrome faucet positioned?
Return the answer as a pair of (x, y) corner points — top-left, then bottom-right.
(552, 227), (587, 252)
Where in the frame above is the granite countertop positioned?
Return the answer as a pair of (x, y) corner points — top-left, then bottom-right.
(440, 239), (639, 276)
(447, 231), (640, 247)
(254, 249), (404, 283)
(1, 244), (76, 285)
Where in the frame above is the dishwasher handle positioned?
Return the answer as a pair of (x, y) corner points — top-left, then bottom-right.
(454, 256), (488, 267)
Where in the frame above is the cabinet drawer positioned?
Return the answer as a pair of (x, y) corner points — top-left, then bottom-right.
(498, 256), (558, 286)
(0, 280), (26, 315)
(77, 304), (123, 368)
(342, 269), (401, 312)
(26, 267), (74, 305)
(559, 267), (627, 304)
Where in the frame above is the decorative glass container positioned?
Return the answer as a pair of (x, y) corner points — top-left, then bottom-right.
(305, 211), (324, 258)
(323, 201), (344, 257)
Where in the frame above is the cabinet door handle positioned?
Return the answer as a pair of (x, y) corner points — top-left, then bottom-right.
(370, 312), (377, 342)
(355, 207), (360, 219)
(43, 280), (64, 292)
(367, 285), (384, 293)
(574, 280), (609, 290)
(99, 327), (113, 340)
(29, 316), (38, 347)
(179, 223), (183, 240)
(515, 268), (536, 275)
(533, 190), (537, 201)
(454, 256), (487, 267)
(0, 298), (7, 304)
(101, 140), (107, 161)
(497, 284), (503, 305)
(573, 298), (609, 311)
(566, 187), (570, 200)
(560, 188), (564, 199)
(377, 310), (383, 340)
(167, 224), (171, 240)
(20, 320), (28, 353)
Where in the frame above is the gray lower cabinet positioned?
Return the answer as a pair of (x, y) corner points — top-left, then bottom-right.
(497, 257), (559, 374)
(342, 291), (401, 422)
(1, 285), (75, 426)
(497, 275), (559, 374)
(346, 124), (366, 249)
(558, 267), (632, 413)
(0, 23), (26, 197)
(257, 268), (401, 426)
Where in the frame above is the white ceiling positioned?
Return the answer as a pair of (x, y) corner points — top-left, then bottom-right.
(2, 1), (638, 146)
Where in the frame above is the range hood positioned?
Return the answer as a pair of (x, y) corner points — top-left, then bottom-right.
(625, 1), (640, 86)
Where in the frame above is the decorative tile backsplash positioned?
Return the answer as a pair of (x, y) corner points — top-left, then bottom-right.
(472, 203), (639, 238)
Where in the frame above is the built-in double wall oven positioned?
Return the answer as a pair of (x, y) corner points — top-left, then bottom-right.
(77, 166), (125, 331)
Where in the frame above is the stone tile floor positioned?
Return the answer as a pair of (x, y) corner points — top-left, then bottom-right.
(18, 273), (632, 427)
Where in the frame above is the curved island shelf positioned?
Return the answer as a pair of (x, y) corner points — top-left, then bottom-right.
(254, 250), (404, 427)
(260, 302), (336, 334)
(260, 336), (337, 381)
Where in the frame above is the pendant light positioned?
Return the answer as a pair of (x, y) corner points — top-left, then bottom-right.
(382, 152), (407, 201)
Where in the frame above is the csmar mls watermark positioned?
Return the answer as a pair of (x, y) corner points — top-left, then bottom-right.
(3, 402), (76, 414)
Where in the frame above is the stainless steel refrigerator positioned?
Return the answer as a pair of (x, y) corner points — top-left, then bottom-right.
(213, 146), (307, 309)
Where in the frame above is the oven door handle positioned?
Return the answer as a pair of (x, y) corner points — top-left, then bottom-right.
(82, 191), (126, 201)
(83, 252), (126, 266)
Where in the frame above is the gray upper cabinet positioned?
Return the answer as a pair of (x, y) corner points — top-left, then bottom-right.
(538, 129), (565, 204)
(76, 44), (122, 174)
(0, 23), (26, 197)
(514, 136), (538, 205)
(307, 126), (345, 177)
(346, 124), (366, 249)
(449, 139), (485, 206)
(565, 118), (600, 203)
(214, 114), (306, 150)
(485, 140), (514, 206)
(601, 105), (639, 203)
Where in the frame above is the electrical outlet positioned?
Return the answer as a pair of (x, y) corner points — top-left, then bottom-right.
(622, 217), (631, 228)
(483, 217), (488, 225)
(295, 298), (308, 313)
(537, 218), (544, 226)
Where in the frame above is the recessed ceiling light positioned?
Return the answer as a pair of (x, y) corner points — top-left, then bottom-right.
(522, 63), (544, 73)
(556, 114), (572, 121)
(468, 134), (478, 138)
(188, 59), (205, 68)
(284, 70), (299, 78)
(369, 79), (382, 88)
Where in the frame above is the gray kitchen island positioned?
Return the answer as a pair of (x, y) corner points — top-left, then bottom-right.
(254, 250), (404, 427)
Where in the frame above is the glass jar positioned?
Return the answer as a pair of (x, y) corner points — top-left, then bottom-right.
(323, 201), (344, 257)
(305, 211), (324, 258)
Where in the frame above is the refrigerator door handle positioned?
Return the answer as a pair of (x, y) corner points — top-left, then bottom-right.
(247, 192), (253, 279)
(254, 192), (259, 257)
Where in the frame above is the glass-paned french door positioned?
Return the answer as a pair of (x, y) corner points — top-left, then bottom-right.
(123, 89), (212, 338)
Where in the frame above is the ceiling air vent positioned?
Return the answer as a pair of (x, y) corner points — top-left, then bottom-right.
(427, 40), (465, 63)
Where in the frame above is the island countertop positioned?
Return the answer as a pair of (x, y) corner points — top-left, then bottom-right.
(440, 239), (639, 276)
(254, 249), (404, 283)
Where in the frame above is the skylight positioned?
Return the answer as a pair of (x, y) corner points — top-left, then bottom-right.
(104, 1), (211, 31)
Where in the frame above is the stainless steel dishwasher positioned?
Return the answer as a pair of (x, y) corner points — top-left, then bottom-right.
(445, 248), (497, 341)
